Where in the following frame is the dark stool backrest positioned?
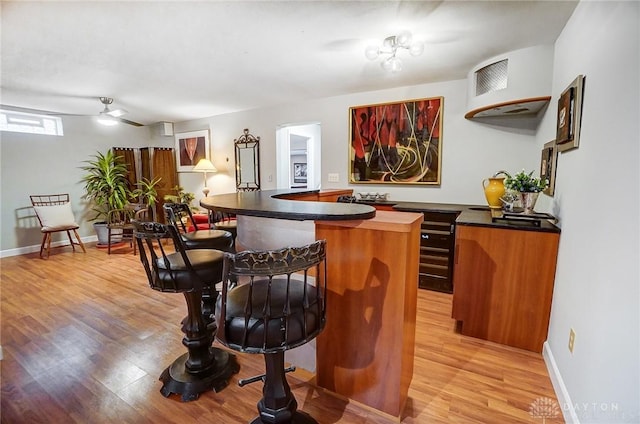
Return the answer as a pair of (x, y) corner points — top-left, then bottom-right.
(217, 240), (327, 353)
(133, 220), (199, 293)
(163, 202), (195, 234)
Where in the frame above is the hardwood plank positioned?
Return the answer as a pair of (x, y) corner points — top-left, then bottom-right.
(1, 244), (563, 423)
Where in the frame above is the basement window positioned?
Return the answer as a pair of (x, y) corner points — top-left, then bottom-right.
(0, 109), (64, 136)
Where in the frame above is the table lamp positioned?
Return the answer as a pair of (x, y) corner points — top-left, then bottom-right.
(193, 158), (217, 197)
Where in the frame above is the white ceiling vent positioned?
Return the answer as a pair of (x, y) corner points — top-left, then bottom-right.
(465, 45), (553, 124)
(475, 59), (508, 96)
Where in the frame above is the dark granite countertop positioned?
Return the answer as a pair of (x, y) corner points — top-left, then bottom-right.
(392, 202), (479, 214)
(200, 190), (558, 232)
(362, 199), (560, 233)
(350, 199), (478, 213)
(456, 209), (560, 233)
(200, 189), (376, 221)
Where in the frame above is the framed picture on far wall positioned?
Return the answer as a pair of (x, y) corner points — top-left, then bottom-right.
(293, 162), (307, 184)
(540, 140), (558, 196)
(349, 97), (443, 185)
(175, 130), (210, 172)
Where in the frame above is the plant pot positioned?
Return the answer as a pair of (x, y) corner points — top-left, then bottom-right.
(519, 192), (540, 215)
(93, 222), (123, 245)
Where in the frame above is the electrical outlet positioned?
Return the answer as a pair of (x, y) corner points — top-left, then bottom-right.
(268, 175), (273, 182)
(328, 173), (339, 182)
(568, 328), (576, 353)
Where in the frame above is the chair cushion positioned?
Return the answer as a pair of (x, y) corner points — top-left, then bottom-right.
(181, 229), (233, 251)
(34, 203), (79, 231)
(214, 220), (237, 230)
(191, 214), (210, 224)
(186, 222), (213, 232)
(152, 249), (225, 292)
(217, 278), (323, 352)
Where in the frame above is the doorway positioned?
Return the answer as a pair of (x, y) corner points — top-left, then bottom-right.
(275, 123), (321, 190)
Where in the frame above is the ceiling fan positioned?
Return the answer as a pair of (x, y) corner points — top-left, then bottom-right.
(1, 96), (144, 127)
(95, 97), (143, 127)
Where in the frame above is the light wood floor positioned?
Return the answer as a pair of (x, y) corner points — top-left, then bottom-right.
(1, 243), (563, 423)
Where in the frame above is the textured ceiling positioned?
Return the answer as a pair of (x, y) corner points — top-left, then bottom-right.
(1, 1), (578, 126)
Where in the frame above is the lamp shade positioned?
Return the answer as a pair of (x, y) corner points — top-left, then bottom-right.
(193, 158), (217, 172)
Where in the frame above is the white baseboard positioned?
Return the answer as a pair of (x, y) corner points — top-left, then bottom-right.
(543, 340), (580, 424)
(0, 235), (97, 258)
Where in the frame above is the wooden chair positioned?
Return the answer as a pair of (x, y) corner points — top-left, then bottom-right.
(216, 240), (327, 423)
(30, 194), (86, 259)
(106, 203), (149, 255)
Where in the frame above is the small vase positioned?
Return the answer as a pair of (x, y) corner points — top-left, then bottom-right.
(482, 177), (506, 209)
(519, 192), (540, 214)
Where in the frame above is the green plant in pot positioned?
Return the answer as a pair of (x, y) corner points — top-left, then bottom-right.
(504, 169), (549, 214)
(164, 185), (197, 210)
(80, 150), (132, 244)
(131, 176), (162, 220)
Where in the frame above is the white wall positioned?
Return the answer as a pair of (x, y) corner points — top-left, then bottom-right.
(0, 117), (175, 253)
(538, 2), (639, 423)
(178, 78), (540, 206)
(0, 62), (545, 254)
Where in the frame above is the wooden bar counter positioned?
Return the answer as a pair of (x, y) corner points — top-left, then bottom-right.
(315, 210), (422, 418)
(201, 190), (422, 419)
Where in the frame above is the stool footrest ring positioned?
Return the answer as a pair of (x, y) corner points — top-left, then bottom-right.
(238, 365), (296, 388)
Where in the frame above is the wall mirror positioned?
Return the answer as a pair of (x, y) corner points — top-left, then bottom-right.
(234, 128), (261, 191)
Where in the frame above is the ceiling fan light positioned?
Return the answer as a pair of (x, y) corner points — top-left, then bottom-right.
(107, 108), (127, 118)
(365, 45), (380, 60)
(97, 113), (118, 126)
(409, 42), (424, 57)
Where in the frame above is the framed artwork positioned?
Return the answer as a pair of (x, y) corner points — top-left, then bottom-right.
(556, 75), (585, 153)
(293, 162), (307, 184)
(540, 140), (558, 196)
(349, 97), (443, 184)
(175, 130), (210, 172)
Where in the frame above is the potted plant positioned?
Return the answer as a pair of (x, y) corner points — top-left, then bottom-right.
(131, 176), (162, 220)
(80, 150), (132, 244)
(504, 169), (549, 214)
(164, 185), (196, 209)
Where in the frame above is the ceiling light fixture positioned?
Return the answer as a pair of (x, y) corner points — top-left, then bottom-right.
(97, 97), (127, 126)
(365, 31), (424, 73)
(97, 113), (118, 126)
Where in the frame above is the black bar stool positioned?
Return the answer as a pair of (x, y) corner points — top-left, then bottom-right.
(134, 220), (239, 401)
(163, 202), (234, 251)
(216, 240), (327, 423)
(163, 202), (235, 328)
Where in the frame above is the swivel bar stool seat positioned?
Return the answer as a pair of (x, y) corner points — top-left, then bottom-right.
(163, 202), (234, 251)
(164, 202), (234, 326)
(134, 220), (239, 401)
(216, 240), (327, 424)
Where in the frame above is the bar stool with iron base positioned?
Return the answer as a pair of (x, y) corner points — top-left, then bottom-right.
(163, 202), (234, 251)
(134, 220), (239, 401)
(216, 240), (327, 423)
(163, 202), (235, 329)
